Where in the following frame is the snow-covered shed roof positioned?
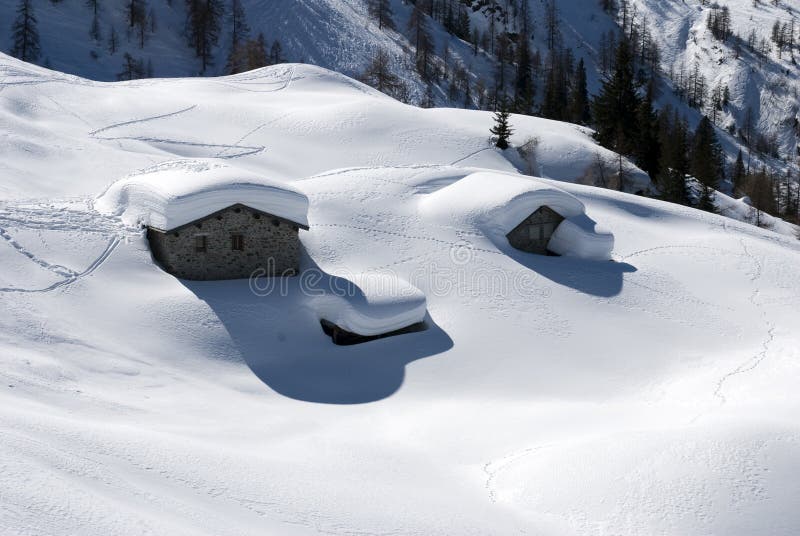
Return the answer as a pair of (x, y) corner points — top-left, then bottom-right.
(420, 171), (614, 261)
(312, 273), (427, 337)
(95, 159), (309, 231)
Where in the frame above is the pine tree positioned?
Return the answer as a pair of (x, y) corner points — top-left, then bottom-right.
(656, 107), (690, 205)
(368, 0), (395, 31)
(732, 149), (746, 191)
(568, 58), (590, 124)
(513, 34), (533, 113)
(690, 116), (723, 212)
(108, 25), (119, 54)
(186, 0), (224, 72)
(229, 0), (250, 48)
(593, 38), (640, 157)
(634, 80), (660, 178)
(490, 102), (513, 150)
(10, 0), (41, 63)
(691, 116), (723, 189)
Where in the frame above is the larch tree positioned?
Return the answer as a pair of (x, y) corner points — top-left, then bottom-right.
(368, 0), (395, 31)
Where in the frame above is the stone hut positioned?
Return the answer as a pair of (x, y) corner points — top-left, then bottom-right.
(93, 159), (310, 281)
(147, 203), (309, 280)
(505, 205), (565, 255)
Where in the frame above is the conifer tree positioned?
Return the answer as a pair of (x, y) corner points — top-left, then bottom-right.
(593, 38), (640, 157)
(656, 107), (690, 205)
(690, 116), (723, 212)
(229, 0), (250, 48)
(186, 0), (224, 72)
(568, 58), (590, 124)
(10, 0), (41, 63)
(732, 149), (746, 191)
(691, 116), (723, 189)
(490, 101), (513, 150)
(634, 80), (660, 178)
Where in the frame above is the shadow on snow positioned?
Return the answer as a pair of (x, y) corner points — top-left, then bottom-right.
(182, 276), (453, 405)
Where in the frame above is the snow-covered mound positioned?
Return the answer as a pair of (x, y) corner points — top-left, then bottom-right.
(420, 171), (615, 260)
(311, 273), (427, 337)
(94, 159), (309, 230)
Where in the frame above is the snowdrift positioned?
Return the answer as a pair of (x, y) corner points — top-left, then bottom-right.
(419, 171), (615, 260)
(311, 273), (427, 337)
(94, 159), (309, 230)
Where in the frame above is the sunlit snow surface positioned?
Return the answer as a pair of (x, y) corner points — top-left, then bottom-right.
(2, 56), (800, 535)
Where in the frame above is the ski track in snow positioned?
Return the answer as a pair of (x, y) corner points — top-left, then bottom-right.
(0, 201), (131, 293)
(88, 104), (266, 159)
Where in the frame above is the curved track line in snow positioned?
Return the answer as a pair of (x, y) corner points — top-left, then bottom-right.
(0, 236), (120, 294)
(483, 445), (550, 504)
(0, 226), (78, 279)
(88, 105), (198, 137)
(89, 105), (266, 159)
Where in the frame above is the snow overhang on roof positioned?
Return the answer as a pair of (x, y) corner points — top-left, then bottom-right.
(94, 159), (310, 231)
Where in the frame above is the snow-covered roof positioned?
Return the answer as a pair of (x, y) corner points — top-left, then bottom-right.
(420, 171), (614, 260)
(312, 273), (427, 337)
(95, 160), (309, 231)
(419, 171), (585, 232)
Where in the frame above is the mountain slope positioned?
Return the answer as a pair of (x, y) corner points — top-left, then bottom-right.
(2, 55), (800, 535)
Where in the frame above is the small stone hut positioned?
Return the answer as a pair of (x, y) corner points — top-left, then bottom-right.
(505, 205), (565, 255)
(147, 203), (309, 280)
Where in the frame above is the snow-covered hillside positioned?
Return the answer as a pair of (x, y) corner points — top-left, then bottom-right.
(633, 0), (800, 165)
(3, 0), (798, 174)
(2, 52), (800, 535)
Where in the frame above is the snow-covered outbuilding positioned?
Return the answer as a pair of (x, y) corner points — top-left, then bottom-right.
(95, 160), (310, 280)
(419, 171), (615, 261)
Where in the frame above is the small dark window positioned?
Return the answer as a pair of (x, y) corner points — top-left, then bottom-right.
(195, 235), (207, 253)
(231, 234), (244, 251)
(234, 207), (242, 214)
(216, 215), (223, 221)
(271, 219), (280, 227)
(253, 213), (261, 220)
(195, 223), (202, 229)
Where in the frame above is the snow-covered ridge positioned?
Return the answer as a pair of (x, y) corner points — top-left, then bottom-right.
(94, 159), (310, 230)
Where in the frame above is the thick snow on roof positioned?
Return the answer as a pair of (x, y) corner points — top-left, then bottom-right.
(311, 273), (427, 337)
(419, 171), (614, 260)
(95, 159), (309, 230)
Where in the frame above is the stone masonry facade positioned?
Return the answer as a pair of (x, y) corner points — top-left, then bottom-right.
(147, 204), (304, 280)
(505, 205), (565, 255)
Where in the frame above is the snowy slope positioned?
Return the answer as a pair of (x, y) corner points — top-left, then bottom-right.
(0, 53), (651, 200)
(2, 55), (800, 535)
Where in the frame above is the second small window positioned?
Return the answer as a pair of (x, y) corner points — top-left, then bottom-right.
(194, 235), (207, 253)
(231, 234), (244, 251)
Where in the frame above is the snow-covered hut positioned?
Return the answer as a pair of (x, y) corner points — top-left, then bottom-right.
(96, 160), (309, 280)
(419, 171), (614, 260)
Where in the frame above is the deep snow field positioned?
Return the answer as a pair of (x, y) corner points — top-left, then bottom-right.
(2, 55), (800, 535)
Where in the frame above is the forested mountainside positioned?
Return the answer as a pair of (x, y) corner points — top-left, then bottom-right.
(3, 0), (799, 229)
